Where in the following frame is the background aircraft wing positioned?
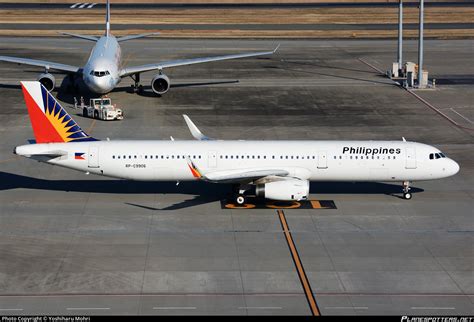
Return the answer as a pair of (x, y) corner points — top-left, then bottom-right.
(0, 56), (80, 73)
(119, 45), (279, 77)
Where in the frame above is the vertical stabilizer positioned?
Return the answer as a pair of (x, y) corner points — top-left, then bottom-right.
(21, 81), (97, 143)
(106, 0), (111, 36)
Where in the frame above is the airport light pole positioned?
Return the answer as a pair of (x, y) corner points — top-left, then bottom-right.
(418, 0), (424, 87)
(398, 0), (403, 72)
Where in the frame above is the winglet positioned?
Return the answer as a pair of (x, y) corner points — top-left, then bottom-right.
(273, 44), (281, 53)
(183, 115), (212, 140)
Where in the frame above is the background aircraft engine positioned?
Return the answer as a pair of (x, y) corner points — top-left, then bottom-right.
(255, 179), (309, 201)
(37, 73), (55, 92)
(151, 74), (170, 95)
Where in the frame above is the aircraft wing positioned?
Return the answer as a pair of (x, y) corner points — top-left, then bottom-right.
(119, 45), (279, 77)
(201, 168), (289, 184)
(0, 56), (80, 73)
(187, 157), (289, 183)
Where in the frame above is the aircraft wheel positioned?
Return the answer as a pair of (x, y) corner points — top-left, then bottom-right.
(236, 195), (246, 205)
(403, 192), (412, 200)
(94, 110), (99, 119)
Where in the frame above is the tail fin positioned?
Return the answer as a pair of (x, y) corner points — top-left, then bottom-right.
(21, 81), (97, 144)
(106, 0), (111, 36)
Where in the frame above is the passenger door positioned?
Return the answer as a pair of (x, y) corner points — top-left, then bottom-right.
(88, 146), (100, 168)
(405, 147), (417, 169)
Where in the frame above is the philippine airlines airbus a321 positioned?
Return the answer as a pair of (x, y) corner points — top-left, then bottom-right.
(0, 0), (277, 96)
(15, 82), (459, 204)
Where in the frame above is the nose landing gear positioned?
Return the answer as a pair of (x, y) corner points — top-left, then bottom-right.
(403, 181), (412, 200)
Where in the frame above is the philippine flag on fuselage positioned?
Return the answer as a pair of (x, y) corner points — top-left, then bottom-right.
(75, 152), (85, 160)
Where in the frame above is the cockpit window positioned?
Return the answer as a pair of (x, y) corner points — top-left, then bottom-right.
(90, 70), (110, 77)
(430, 152), (446, 160)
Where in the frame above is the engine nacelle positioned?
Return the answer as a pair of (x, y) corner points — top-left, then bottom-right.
(151, 74), (170, 95)
(256, 179), (309, 201)
(37, 73), (55, 92)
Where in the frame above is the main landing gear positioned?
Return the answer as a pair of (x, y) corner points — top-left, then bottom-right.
(232, 184), (251, 205)
(402, 181), (412, 200)
(130, 73), (143, 93)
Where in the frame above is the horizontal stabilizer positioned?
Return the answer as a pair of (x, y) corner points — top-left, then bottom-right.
(59, 32), (99, 42)
(117, 32), (160, 42)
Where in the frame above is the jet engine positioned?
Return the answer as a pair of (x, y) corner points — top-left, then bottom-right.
(256, 179), (309, 201)
(37, 73), (55, 92)
(151, 74), (170, 95)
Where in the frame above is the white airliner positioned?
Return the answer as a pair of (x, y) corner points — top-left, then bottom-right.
(15, 81), (459, 203)
(0, 0), (277, 96)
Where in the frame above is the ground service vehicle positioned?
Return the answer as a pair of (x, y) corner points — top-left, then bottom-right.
(82, 97), (123, 121)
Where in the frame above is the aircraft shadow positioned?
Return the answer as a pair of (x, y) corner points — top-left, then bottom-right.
(0, 171), (423, 209)
(0, 83), (21, 90)
(112, 79), (240, 97)
(281, 59), (377, 74)
(274, 65), (393, 85)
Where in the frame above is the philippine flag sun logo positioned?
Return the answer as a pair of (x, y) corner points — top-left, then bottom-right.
(75, 152), (85, 160)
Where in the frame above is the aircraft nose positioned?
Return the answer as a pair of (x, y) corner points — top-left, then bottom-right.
(85, 76), (112, 94)
(449, 159), (460, 176)
(443, 158), (460, 177)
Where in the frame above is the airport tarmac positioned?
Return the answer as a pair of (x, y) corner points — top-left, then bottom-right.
(0, 37), (472, 315)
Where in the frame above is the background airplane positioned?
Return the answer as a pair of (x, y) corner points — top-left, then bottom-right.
(15, 81), (460, 204)
(0, 0), (278, 96)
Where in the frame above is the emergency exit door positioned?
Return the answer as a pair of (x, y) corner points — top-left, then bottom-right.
(208, 151), (217, 168)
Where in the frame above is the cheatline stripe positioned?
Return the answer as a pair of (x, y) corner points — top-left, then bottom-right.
(277, 209), (320, 316)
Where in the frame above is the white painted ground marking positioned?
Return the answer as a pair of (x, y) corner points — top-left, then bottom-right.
(325, 306), (368, 310)
(70, 3), (81, 8)
(66, 307), (110, 310)
(450, 108), (474, 124)
(78, 3), (89, 9)
(87, 3), (96, 9)
(238, 307), (282, 310)
(152, 307), (196, 310)
(411, 307), (455, 310)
